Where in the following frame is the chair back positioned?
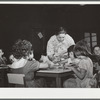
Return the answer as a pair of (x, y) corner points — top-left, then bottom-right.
(7, 73), (26, 87)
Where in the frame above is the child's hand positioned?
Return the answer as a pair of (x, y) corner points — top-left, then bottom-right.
(89, 78), (97, 88)
(59, 60), (67, 64)
(64, 66), (74, 70)
(68, 63), (78, 68)
(66, 63), (75, 67)
(64, 63), (78, 70)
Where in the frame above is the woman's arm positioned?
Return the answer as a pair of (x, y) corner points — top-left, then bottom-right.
(48, 55), (55, 61)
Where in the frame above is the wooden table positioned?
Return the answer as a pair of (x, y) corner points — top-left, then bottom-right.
(36, 68), (73, 87)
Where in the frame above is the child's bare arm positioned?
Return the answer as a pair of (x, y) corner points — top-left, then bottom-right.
(72, 67), (87, 80)
(39, 63), (49, 69)
(60, 59), (68, 64)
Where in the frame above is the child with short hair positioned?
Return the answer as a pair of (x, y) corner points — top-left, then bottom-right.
(63, 40), (95, 88)
(27, 50), (35, 61)
(9, 54), (16, 63)
(93, 45), (100, 71)
(60, 45), (80, 67)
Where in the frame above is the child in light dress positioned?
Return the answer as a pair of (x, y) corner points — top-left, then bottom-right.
(63, 40), (96, 88)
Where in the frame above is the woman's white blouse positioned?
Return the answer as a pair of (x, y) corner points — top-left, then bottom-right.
(47, 34), (75, 56)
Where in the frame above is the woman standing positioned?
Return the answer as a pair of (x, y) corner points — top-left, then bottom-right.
(47, 27), (75, 63)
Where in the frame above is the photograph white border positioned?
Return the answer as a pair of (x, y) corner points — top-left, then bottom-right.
(0, 1), (100, 4)
(0, 1), (100, 99)
(0, 88), (100, 99)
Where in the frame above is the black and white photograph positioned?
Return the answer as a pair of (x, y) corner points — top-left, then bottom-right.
(0, 1), (100, 99)
(0, 2), (100, 88)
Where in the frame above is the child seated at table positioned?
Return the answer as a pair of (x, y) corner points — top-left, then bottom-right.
(27, 50), (35, 61)
(92, 45), (100, 71)
(0, 49), (7, 65)
(8, 39), (50, 87)
(60, 45), (80, 68)
(9, 54), (16, 63)
(63, 40), (96, 88)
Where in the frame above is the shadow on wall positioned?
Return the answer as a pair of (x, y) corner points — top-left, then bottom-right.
(30, 31), (44, 60)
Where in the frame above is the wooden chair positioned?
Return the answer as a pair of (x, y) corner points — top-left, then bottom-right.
(7, 73), (26, 87)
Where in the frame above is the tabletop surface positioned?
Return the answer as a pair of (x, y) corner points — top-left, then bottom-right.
(37, 68), (72, 73)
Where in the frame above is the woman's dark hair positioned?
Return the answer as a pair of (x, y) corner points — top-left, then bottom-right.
(74, 40), (92, 57)
(55, 27), (67, 35)
(12, 39), (32, 59)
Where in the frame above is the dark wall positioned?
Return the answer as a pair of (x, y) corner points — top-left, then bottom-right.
(0, 4), (100, 60)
